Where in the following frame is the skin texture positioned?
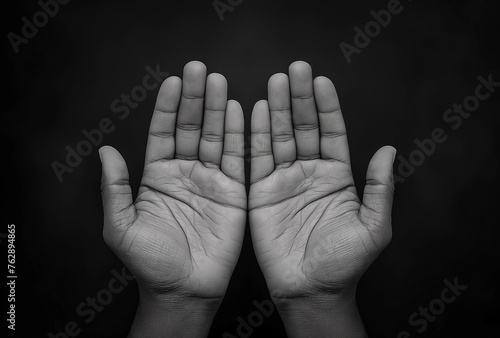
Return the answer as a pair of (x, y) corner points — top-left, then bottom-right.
(99, 61), (246, 337)
(100, 60), (395, 337)
(249, 61), (396, 337)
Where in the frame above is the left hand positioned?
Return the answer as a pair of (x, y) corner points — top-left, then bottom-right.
(249, 62), (396, 336)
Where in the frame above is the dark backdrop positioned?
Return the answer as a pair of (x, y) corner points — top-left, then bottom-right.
(3, 0), (500, 337)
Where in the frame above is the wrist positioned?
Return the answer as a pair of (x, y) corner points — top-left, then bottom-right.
(129, 289), (221, 338)
(272, 289), (367, 338)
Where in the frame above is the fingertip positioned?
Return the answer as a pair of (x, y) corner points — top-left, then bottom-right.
(268, 73), (288, 88)
(367, 146), (397, 186)
(160, 75), (182, 88)
(159, 76), (182, 96)
(156, 76), (182, 112)
(387, 146), (397, 164)
(158, 76), (182, 96)
(99, 146), (128, 185)
(205, 73), (228, 111)
(289, 61), (312, 74)
(289, 61), (314, 98)
(313, 76), (338, 111)
(184, 60), (207, 73)
(251, 100), (270, 133)
(251, 99), (269, 119)
(313, 76), (335, 90)
(252, 99), (269, 116)
(98, 147), (105, 163)
(268, 74), (290, 108)
(227, 99), (243, 114)
(226, 100), (244, 132)
(253, 99), (268, 109)
(289, 62), (313, 88)
(227, 98), (240, 105)
(377, 145), (397, 163)
(182, 61), (207, 93)
(98, 145), (117, 160)
(207, 73), (227, 87)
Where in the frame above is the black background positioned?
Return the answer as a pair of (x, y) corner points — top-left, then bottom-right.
(3, 0), (500, 337)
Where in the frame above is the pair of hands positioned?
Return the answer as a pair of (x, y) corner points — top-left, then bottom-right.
(99, 61), (396, 337)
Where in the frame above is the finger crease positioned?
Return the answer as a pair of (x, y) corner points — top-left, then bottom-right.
(177, 124), (201, 132)
(182, 93), (204, 100)
(321, 131), (346, 139)
(155, 108), (177, 114)
(294, 124), (319, 132)
(292, 93), (314, 100)
(318, 107), (341, 114)
(149, 131), (174, 138)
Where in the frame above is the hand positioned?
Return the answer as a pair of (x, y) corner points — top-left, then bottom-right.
(99, 61), (246, 337)
(249, 61), (396, 337)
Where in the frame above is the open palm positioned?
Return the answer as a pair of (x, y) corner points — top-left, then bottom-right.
(249, 62), (396, 299)
(100, 62), (246, 301)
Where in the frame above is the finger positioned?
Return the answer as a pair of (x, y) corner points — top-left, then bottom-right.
(175, 61), (207, 160)
(99, 146), (137, 245)
(289, 61), (320, 160)
(360, 146), (396, 236)
(250, 100), (274, 184)
(221, 100), (245, 184)
(268, 73), (296, 166)
(199, 73), (227, 167)
(144, 76), (182, 164)
(314, 76), (351, 164)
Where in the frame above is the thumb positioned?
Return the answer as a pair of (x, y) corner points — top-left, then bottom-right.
(360, 146), (396, 234)
(99, 146), (136, 245)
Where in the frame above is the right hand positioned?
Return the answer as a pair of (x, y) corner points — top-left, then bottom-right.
(100, 61), (247, 307)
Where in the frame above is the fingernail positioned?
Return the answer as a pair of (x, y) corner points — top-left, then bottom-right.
(98, 148), (103, 163)
(391, 147), (397, 164)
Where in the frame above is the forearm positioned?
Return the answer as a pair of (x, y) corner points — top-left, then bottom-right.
(274, 291), (367, 338)
(129, 292), (220, 338)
